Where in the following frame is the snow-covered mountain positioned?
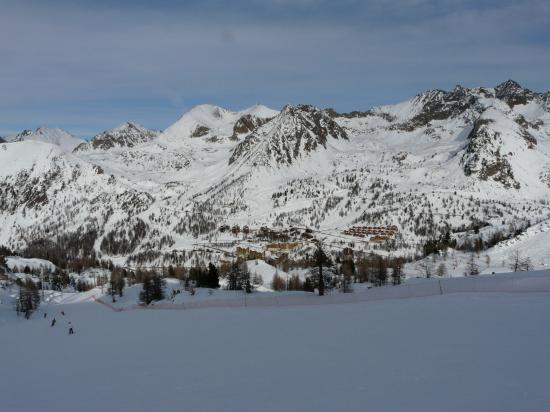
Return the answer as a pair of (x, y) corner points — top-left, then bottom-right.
(74, 122), (160, 152)
(229, 104), (348, 167)
(5, 127), (85, 152)
(1, 83), (550, 266)
(160, 103), (278, 142)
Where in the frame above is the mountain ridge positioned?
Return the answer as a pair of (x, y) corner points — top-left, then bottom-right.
(1, 81), (550, 267)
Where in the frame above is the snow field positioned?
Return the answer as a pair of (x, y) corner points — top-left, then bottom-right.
(1, 290), (549, 412)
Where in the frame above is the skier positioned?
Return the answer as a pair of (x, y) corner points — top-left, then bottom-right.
(68, 322), (74, 335)
(43, 312), (47, 319)
(50, 318), (56, 327)
(61, 311), (65, 316)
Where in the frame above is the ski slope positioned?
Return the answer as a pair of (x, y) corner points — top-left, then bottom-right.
(1, 287), (549, 412)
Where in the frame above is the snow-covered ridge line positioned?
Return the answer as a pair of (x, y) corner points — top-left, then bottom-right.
(5, 127), (85, 152)
(1, 80), (550, 266)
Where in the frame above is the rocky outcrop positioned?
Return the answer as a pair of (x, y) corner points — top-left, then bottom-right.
(393, 86), (479, 131)
(461, 119), (520, 189)
(230, 114), (272, 139)
(74, 122), (159, 152)
(229, 105), (348, 167)
(495, 80), (535, 108)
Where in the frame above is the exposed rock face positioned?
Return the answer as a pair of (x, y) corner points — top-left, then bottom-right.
(495, 80), (535, 108)
(74, 122), (159, 152)
(393, 86), (479, 131)
(229, 104), (348, 167)
(461, 119), (520, 189)
(230, 114), (272, 139)
(191, 125), (210, 138)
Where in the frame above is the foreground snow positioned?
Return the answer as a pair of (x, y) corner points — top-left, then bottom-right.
(1, 288), (549, 411)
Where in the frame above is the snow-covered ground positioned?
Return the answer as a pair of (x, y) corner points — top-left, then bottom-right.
(1, 273), (550, 411)
(5, 256), (57, 272)
(404, 220), (550, 278)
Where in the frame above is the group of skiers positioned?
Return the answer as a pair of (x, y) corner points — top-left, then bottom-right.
(44, 310), (74, 335)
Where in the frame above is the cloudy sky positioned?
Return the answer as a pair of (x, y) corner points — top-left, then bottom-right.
(1, 0), (549, 137)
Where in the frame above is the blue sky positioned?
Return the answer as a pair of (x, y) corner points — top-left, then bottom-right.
(1, 0), (549, 138)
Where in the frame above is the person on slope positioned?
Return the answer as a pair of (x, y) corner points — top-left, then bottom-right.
(50, 318), (56, 327)
(68, 322), (74, 335)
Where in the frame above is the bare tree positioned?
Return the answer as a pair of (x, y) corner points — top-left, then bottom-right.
(509, 250), (522, 272)
(417, 260), (433, 279)
(436, 262), (447, 277)
(509, 250), (532, 272)
(465, 252), (479, 276)
(390, 258), (403, 285)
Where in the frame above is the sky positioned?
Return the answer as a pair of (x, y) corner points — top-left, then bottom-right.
(0, 0), (549, 138)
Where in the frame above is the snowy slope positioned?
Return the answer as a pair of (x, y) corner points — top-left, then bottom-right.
(5, 127), (85, 152)
(1, 287), (549, 412)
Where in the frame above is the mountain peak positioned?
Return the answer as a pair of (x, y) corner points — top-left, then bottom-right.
(229, 104), (347, 167)
(6, 127), (84, 152)
(74, 122), (160, 152)
(161, 104), (279, 141)
(495, 79), (524, 92)
(495, 80), (533, 107)
(187, 104), (230, 120)
(240, 104), (279, 119)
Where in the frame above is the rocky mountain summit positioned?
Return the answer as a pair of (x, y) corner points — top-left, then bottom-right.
(230, 104), (348, 167)
(74, 122), (160, 152)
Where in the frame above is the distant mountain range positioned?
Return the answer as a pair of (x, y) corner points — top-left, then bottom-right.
(1, 80), (549, 266)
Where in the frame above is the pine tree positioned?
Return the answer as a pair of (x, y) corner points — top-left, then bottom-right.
(303, 277), (314, 292)
(151, 276), (166, 301)
(107, 268), (122, 301)
(241, 263), (252, 293)
(227, 262), (242, 291)
(0, 255), (7, 273)
(340, 258), (355, 293)
(109, 277), (117, 302)
(139, 277), (153, 305)
(244, 276), (253, 294)
(207, 263), (220, 289)
(16, 279), (40, 318)
(313, 242), (331, 296)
